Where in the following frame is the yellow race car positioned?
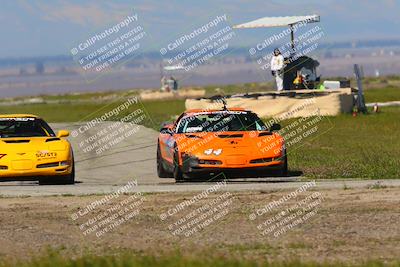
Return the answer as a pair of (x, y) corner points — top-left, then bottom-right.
(0, 114), (75, 185)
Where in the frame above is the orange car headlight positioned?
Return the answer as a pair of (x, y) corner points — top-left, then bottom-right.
(213, 149), (223, 155)
(203, 148), (223, 156)
(204, 149), (213, 155)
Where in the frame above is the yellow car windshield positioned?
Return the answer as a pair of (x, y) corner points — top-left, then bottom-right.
(0, 118), (55, 138)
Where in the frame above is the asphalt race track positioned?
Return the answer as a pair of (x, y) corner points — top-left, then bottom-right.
(1, 122), (399, 196)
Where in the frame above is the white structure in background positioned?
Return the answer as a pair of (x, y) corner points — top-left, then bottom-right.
(233, 15), (320, 52)
(233, 15), (321, 90)
(161, 65), (184, 92)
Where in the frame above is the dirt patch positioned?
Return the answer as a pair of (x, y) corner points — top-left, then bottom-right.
(0, 187), (399, 263)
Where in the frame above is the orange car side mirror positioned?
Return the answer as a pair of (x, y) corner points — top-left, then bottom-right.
(270, 123), (281, 132)
(160, 122), (174, 135)
(57, 130), (70, 138)
(160, 127), (174, 135)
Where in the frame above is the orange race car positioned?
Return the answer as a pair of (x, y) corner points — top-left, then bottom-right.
(157, 107), (287, 182)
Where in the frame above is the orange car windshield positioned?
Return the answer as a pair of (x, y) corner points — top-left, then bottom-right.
(176, 112), (266, 133)
(0, 118), (55, 138)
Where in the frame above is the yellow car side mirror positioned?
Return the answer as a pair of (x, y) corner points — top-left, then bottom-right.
(57, 130), (70, 138)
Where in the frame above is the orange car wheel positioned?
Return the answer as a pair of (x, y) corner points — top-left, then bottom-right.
(173, 147), (184, 182)
(157, 143), (171, 178)
(277, 150), (288, 177)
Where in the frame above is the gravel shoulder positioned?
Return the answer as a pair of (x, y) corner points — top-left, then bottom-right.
(0, 187), (399, 263)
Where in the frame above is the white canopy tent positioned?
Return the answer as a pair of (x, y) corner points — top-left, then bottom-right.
(163, 65), (185, 71)
(233, 15), (320, 50)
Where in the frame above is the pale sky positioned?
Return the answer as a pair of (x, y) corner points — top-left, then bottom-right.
(0, 0), (399, 57)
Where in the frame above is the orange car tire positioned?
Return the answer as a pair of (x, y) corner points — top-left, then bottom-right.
(157, 143), (170, 178)
(173, 148), (184, 182)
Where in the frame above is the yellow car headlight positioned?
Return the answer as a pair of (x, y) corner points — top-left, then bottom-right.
(60, 161), (71, 166)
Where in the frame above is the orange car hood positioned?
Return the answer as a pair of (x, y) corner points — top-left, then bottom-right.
(175, 131), (284, 158)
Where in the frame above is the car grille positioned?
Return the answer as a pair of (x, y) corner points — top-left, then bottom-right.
(217, 134), (243, 138)
(198, 159), (222, 165)
(46, 138), (61, 142)
(3, 140), (30, 143)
